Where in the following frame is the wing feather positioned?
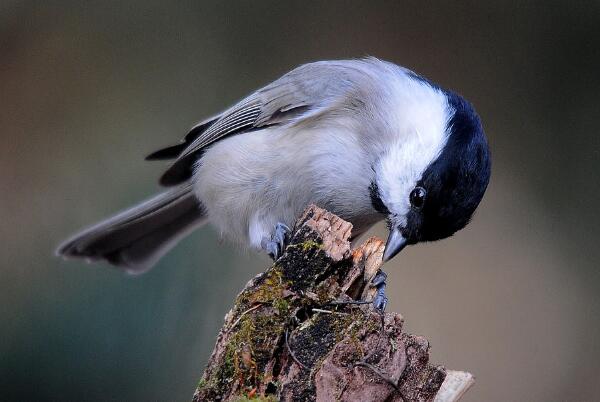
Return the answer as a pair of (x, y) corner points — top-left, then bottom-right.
(152, 59), (375, 186)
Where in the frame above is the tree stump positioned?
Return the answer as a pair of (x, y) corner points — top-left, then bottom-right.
(193, 205), (474, 402)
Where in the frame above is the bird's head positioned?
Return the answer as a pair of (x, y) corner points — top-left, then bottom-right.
(371, 87), (491, 262)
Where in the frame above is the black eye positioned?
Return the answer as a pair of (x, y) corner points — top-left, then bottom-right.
(410, 187), (426, 209)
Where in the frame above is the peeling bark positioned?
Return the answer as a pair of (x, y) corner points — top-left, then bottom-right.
(192, 205), (473, 402)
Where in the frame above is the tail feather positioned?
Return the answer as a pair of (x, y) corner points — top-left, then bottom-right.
(56, 183), (206, 274)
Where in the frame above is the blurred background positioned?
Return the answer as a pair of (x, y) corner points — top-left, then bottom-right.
(1, 1), (599, 401)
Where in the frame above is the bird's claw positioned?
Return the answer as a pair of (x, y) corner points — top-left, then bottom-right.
(262, 222), (291, 261)
(371, 270), (388, 311)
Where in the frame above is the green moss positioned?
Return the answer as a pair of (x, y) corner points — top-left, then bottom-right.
(237, 267), (288, 308)
(220, 313), (286, 390)
(300, 240), (323, 251)
(272, 297), (290, 316)
(198, 237), (379, 399)
(222, 347), (235, 380)
(232, 396), (278, 402)
(314, 281), (337, 305)
(283, 239), (323, 254)
(209, 267), (293, 395)
(196, 377), (207, 390)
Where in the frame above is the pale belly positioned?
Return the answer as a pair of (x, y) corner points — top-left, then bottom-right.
(192, 126), (382, 248)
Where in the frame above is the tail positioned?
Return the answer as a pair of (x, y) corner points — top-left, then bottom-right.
(56, 183), (207, 274)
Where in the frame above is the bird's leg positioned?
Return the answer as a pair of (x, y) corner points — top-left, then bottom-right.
(326, 270), (389, 311)
(371, 270), (388, 311)
(261, 222), (291, 261)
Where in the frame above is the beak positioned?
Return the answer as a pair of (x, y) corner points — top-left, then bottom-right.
(382, 228), (407, 262)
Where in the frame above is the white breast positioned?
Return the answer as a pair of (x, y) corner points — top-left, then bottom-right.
(193, 118), (379, 249)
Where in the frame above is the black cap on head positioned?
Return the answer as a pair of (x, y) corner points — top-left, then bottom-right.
(403, 91), (491, 242)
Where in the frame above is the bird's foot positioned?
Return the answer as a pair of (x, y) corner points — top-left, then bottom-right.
(371, 270), (388, 311)
(261, 222), (291, 261)
(326, 270), (389, 311)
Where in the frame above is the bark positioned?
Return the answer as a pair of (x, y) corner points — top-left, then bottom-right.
(192, 205), (474, 402)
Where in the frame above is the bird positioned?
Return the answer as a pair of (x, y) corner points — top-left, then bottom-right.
(57, 57), (491, 290)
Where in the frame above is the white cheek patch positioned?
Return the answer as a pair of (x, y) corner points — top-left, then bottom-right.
(376, 78), (451, 224)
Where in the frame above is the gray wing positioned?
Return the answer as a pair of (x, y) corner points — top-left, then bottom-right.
(149, 60), (369, 186)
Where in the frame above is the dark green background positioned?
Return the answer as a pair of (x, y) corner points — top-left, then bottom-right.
(2, 1), (599, 401)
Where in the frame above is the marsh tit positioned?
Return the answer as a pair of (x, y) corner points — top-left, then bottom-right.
(57, 58), (491, 276)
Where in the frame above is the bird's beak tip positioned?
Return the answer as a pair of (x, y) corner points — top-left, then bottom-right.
(382, 229), (407, 263)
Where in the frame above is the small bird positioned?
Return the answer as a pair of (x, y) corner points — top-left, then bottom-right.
(57, 58), (491, 285)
